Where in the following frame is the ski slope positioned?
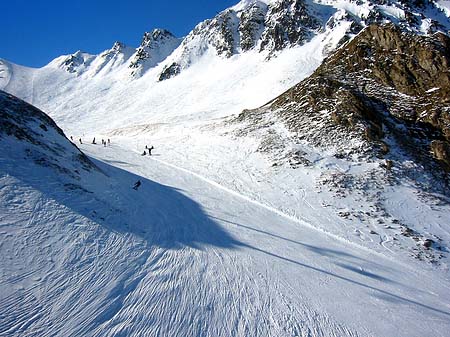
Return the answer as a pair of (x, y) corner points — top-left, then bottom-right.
(2, 140), (450, 337)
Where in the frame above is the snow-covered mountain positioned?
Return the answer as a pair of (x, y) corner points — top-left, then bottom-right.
(233, 22), (450, 260)
(129, 29), (182, 78)
(157, 0), (450, 80)
(2, 1), (450, 336)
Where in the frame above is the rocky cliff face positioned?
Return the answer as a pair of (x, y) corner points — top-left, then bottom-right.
(234, 23), (450, 191)
(157, 0), (450, 81)
(259, 0), (321, 53)
(239, 1), (268, 51)
(129, 29), (181, 78)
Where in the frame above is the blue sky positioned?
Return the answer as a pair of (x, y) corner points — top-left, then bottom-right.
(1, 0), (238, 68)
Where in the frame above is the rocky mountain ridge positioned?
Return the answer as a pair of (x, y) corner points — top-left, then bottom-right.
(235, 23), (450, 176)
(129, 29), (182, 78)
(26, 0), (450, 82)
(158, 0), (450, 80)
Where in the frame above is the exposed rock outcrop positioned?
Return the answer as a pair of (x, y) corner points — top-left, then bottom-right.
(129, 29), (181, 78)
(235, 23), (450, 179)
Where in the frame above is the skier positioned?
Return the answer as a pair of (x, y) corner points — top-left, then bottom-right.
(107, 139), (110, 145)
(142, 150), (147, 156)
(92, 137), (96, 144)
(70, 136), (73, 141)
(148, 146), (154, 155)
(133, 180), (141, 190)
(79, 138), (82, 144)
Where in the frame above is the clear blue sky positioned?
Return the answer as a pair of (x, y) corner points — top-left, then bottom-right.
(1, 0), (238, 68)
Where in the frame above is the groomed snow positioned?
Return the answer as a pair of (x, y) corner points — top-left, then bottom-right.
(2, 138), (450, 336)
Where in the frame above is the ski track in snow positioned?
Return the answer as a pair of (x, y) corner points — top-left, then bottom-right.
(148, 151), (406, 265)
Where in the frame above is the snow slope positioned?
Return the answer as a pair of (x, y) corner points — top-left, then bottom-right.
(2, 127), (450, 336)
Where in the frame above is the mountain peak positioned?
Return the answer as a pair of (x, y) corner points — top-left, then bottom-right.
(111, 41), (127, 52)
(129, 28), (181, 77)
(57, 51), (95, 74)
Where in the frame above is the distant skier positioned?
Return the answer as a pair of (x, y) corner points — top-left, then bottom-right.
(148, 146), (154, 155)
(79, 138), (82, 144)
(92, 137), (96, 144)
(142, 150), (147, 156)
(107, 139), (110, 145)
(70, 136), (73, 141)
(133, 180), (141, 190)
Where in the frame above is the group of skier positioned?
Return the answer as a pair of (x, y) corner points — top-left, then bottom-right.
(142, 145), (154, 156)
(70, 136), (156, 191)
(135, 145), (155, 189)
(90, 137), (111, 146)
(70, 136), (111, 146)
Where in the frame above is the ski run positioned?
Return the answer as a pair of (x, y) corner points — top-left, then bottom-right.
(0, 137), (449, 337)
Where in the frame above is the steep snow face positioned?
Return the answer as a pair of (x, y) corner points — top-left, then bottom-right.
(47, 51), (97, 75)
(129, 29), (182, 78)
(87, 42), (135, 77)
(157, 0), (325, 80)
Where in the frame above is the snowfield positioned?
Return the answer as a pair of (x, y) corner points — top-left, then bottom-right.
(2, 139), (450, 337)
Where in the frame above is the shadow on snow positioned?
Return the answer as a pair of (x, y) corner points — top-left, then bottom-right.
(3, 154), (240, 250)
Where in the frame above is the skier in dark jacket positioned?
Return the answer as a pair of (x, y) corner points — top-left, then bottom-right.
(133, 180), (141, 190)
(92, 137), (96, 144)
(148, 146), (154, 155)
(79, 138), (82, 144)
